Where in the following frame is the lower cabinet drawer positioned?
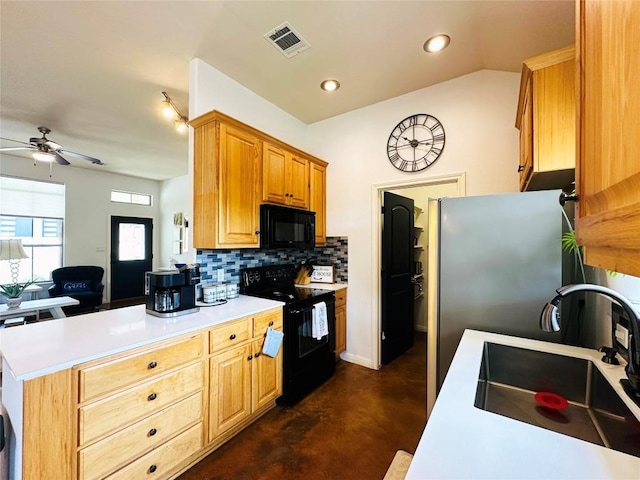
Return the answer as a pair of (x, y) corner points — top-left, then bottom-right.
(253, 308), (283, 338)
(104, 423), (203, 480)
(78, 392), (202, 480)
(79, 362), (203, 445)
(209, 317), (251, 354)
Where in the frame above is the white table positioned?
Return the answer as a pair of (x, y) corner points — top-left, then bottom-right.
(0, 296), (79, 324)
(22, 284), (43, 300)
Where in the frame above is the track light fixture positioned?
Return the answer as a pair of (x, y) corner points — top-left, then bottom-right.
(160, 92), (190, 133)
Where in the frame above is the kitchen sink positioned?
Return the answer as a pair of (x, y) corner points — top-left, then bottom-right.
(474, 342), (640, 459)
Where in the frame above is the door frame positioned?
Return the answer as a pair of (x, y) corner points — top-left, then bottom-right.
(371, 172), (466, 368)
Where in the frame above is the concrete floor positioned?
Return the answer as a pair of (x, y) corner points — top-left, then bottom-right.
(179, 333), (427, 480)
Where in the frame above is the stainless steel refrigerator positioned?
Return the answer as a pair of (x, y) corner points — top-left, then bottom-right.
(426, 190), (573, 416)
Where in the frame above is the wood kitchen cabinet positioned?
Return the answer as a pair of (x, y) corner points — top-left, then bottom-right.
(192, 112), (262, 248)
(75, 334), (204, 480)
(263, 141), (310, 209)
(575, 0), (640, 276)
(309, 161), (327, 245)
(516, 45), (575, 191)
(192, 110), (328, 249)
(334, 288), (347, 355)
(207, 308), (283, 442)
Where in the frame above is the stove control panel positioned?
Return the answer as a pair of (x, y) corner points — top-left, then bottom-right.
(240, 264), (297, 293)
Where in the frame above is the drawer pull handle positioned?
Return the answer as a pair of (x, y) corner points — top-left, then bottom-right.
(148, 464), (157, 474)
(148, 361), (158, 369)
(148, 393), (157, 401)
(268, 321), (274, 326)
(148, 428), (157, 437)
(247, 355), (253, 361)
(229, 334), (236, 340)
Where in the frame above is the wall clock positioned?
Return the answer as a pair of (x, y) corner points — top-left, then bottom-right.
(387, 114), (445, 172)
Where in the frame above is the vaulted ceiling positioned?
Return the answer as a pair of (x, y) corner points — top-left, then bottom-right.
(0, 1), (574, 181)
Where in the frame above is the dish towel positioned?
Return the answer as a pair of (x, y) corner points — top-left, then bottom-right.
(312, 301), (328, 340)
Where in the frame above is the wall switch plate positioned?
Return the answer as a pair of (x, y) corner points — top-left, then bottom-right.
(217, 268), (225, 283)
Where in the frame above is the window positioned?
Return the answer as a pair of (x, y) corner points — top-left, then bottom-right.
(0, 176), (65, 283)
(111, 190), (152, 206)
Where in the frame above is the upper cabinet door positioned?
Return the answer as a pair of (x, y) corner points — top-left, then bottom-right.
(262, 142), (288, 205)
(286, 155), (310, 209)
(576, 0), (640, 276)
(218, 123), (262, 247)
(309, 162), (326, 245)
(262, 142), (310, 209)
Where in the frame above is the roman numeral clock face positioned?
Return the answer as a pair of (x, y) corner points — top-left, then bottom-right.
(387, 114), (445, 172)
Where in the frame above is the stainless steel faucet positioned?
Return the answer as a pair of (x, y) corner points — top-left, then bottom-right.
(540, 283), (640, 398)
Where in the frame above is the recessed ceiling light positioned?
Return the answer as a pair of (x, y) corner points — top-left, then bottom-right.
(423, 34), (451, 53)
(320, 79), (340, 92)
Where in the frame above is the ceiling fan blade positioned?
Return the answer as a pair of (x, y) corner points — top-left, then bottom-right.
(0, 146), (36, 152)
(59, 149), (104, 165)
(52, 152), (71, 166)
(0, 137), (35, 147)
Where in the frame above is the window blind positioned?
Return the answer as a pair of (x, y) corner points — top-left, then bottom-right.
(0, 176), (65, 218)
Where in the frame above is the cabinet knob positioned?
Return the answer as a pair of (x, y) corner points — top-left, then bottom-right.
(148, 392), (157, 401)
(247, 355), (253, 361)
(148, 464), (157, 474)
(148, 361), (157, 369)
(268, 321), (274, 326)
(148, 428), (157, 437)
(254, 352), (261, 358)
(517, 165), (525, 173)
(229, 334), (236, 340)
(559, 191), (579, 206)
(255, 230), (261, 235)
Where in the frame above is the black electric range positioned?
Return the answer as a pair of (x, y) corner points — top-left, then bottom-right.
(240, 264), (336, 405)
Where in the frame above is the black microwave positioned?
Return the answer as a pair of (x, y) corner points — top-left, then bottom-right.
(260, 204), (315, 249)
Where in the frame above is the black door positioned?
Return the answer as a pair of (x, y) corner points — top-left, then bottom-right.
(381, 191), (414, 365)
(110, 216), (153, 301)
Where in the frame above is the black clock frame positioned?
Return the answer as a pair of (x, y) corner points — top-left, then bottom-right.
(386, 114), (446, 172)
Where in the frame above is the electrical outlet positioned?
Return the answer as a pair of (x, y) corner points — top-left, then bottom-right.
(217, 268), (225, 283)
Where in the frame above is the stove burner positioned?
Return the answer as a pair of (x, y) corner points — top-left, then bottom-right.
(272, 290), (295, 300)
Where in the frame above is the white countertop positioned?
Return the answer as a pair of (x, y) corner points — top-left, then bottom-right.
(0, 295), (284, 381)
(407, 330), (640, 479)
(294, 282), (347, 291)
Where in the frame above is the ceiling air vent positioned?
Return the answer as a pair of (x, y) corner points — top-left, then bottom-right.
(264, 22), (310, 58)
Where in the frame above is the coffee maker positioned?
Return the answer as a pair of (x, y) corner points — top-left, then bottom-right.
(145, 265), (201, 318)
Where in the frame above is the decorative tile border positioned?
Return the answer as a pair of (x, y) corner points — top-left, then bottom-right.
(196, 236), (348, 284)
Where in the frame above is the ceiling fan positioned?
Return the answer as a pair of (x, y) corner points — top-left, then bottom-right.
(0, 126), (104, 166)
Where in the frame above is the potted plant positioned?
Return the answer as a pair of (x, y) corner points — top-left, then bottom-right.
(0, 280), (33, 308)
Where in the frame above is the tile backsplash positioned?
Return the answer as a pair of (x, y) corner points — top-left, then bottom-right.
(196, 236), (348, 285)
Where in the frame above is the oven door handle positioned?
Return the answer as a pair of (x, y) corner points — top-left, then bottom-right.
(289, 298), (335, 315)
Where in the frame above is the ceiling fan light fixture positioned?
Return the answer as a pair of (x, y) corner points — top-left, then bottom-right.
(423, 34), (451, 53)
(32, 151), (55, 162)
(320, 79), (340, 92)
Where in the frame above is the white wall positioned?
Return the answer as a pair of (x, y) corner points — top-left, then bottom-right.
(189, 60), (522, 368)
(190, 58), (308, 149)
(305, 69), (521, 367)
(0, 154), (161, 301)
(159, 174), (190, 268)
